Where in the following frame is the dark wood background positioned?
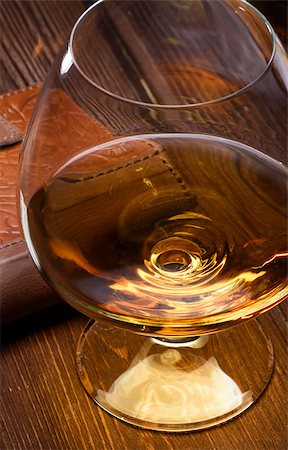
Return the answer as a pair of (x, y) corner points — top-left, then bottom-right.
(1, 1), (287, 449)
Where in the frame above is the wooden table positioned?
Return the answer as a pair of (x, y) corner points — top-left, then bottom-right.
(1, 2), (287, 449)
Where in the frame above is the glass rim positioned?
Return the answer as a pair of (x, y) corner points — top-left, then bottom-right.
(69, 0), (276, 110)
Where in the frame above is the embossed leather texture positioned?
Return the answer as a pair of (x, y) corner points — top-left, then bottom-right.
(0, 85), (114, 324)
(0, 85), (39, 246)
(0, 86), (59, 324)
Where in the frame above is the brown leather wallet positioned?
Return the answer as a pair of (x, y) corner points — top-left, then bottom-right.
(0, 86), (59, 324)
(0, 85), (114, 324)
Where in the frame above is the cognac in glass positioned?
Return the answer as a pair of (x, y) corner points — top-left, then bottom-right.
(19, 0), (287, 430)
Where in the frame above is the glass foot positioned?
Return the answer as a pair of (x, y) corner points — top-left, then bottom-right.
(76, 319), (274, 432)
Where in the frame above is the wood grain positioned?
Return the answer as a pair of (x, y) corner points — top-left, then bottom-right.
(0, 1), (85, 92)
(1, 306), (287, 450)
(0, 1), (287, 449)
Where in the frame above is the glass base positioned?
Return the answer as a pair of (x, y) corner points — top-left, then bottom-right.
(76, 319), (274, 432)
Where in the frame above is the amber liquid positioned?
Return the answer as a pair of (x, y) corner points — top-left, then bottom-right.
(24, 134), (287, 336)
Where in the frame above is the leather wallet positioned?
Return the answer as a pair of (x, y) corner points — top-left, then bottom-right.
(0, 85), (115, 324)
(0, 86), (59, 324)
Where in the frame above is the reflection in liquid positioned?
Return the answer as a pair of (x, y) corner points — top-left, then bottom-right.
(97, 340), (252, 424)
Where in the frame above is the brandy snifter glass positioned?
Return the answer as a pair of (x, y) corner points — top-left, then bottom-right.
(19, 0), (287, 431)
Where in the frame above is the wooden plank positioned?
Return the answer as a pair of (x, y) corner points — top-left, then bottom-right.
(1, 305), (287, 450)
(0, 1), (287, 449)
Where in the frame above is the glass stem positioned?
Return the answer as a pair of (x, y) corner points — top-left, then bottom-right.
(152, 335), (209, 349)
